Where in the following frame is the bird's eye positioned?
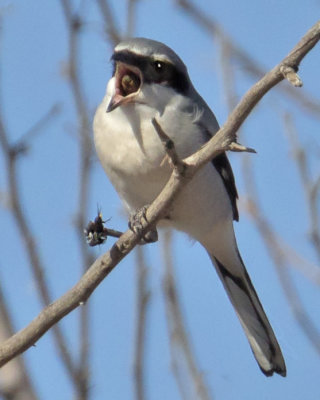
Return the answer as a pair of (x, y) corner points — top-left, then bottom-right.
(153, 60), (165, 73)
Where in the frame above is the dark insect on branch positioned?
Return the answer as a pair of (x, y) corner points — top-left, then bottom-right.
(85, 213), (123, 246)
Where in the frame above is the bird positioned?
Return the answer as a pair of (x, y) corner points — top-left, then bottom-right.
(93, 37), (286, 377)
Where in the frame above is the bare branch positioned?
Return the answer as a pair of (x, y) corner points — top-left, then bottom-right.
(0, 110), (78, 382)
(0, 20), (319, 368)
(0, 237), (135, 368)
(162, 231), (213, 400)
(96, 0), (122, 45)
(185, 21), (320, 170)
(0, 283), (39, 400)
(176, 0), (320, 117)
(219, 19), (320, 359)
(0, 9), (79, 391)
(243, 157), (320, 354)
(152, 118), (186, 174)
(218, 38), (238, 111)
(133, 247), (150, 400)
(229, 142), (256, 153)
(283, 112), (320, 262)
(126, 0), (139, 38)
(60, 1), (96, 398)
(13, 104), (61, 155)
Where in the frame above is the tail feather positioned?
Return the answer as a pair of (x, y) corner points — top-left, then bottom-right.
(209, 252), (286, 377)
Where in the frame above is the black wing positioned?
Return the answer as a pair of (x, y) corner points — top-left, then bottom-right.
(189, 92), (239, 221)
(199, 124), (239, 221)
(211, 152), (239, 221)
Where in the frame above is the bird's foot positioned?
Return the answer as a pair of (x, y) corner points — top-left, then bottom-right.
(129, 205), (158, 245)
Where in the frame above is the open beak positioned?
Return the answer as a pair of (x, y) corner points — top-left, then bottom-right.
(106, 62), (143, 113)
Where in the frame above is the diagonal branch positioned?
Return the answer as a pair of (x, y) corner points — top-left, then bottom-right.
(176, 0), (320, 117)
(0, 110), (78, 381)
(0, 20), (319, 368)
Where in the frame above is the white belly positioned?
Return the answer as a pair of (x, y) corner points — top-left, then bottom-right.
(93, 94), (233, 240)
(94, 100), (171, 209)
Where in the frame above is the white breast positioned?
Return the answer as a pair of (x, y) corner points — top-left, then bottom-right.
(93, 80), (204, 210)
(93, 79), (233, 238)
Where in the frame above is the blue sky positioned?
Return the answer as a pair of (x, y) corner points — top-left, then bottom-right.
(0, 1), (319, 399)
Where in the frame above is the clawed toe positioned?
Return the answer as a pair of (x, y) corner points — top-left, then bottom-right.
(129, 205), (158, 244)
(128, 205), (149, 234)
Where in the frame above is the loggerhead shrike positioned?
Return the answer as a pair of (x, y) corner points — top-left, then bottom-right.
(93, 37), (286, 377)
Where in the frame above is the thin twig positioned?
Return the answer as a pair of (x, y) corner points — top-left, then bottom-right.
(126, 0), (139, 38)
(283, 112), (320, 262)
(152, 118), (186, 174)
(0, 112), (78, 383)
(218, 37), (238, 111)
(243, 157), (320, 354)
(162, 231), (213, 400)
(0, 281), (39, 400)
(0, 10), (78, 390)
(96, 0), (122, 45)
(133, 247), (150, 400)
(60, 1), (96, 398)
(13, 104), (61, 155)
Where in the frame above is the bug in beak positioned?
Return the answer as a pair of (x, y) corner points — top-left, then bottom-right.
(106, 62), (142, 112)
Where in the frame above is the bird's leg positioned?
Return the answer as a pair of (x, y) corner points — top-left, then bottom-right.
(129, 205), (158, 244)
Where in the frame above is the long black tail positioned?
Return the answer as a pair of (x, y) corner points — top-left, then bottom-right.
(208, 251), (286, 377)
